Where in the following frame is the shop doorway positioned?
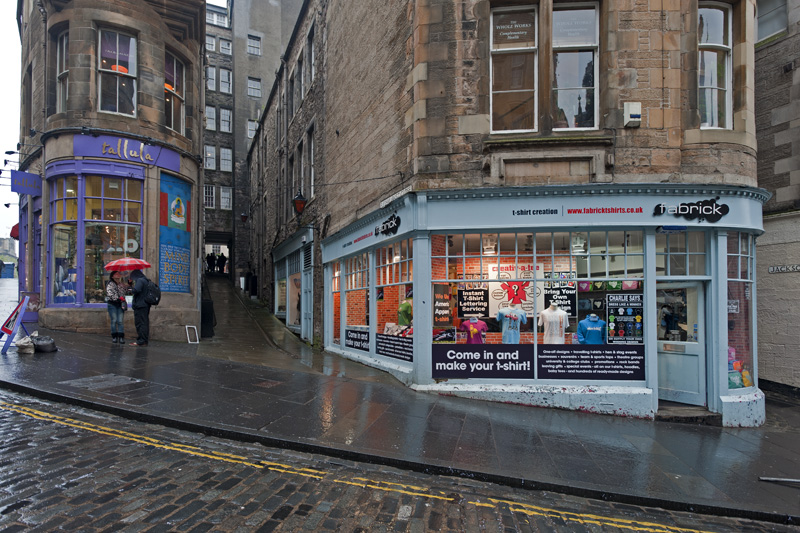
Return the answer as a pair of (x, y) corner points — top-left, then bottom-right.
(656, 282), (706, 406)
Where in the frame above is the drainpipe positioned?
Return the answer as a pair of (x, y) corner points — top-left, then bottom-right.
(36, 0), (47, 301)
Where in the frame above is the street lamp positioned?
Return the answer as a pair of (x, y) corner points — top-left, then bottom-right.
(240, 212), (248, 224)
(292, 190), (307, 215)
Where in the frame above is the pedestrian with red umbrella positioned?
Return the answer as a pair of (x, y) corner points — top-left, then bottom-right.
(105, 270), (128, 344)
(128, 269), (151, 346)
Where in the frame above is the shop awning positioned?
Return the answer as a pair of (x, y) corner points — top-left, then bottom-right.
(10, 223), (18, 240)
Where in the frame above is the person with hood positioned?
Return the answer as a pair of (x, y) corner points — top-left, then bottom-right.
(128, 269), (151, 346)
(105, 270), (128, 344)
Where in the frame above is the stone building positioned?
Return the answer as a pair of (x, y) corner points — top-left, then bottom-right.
(249, 0), (767, 426)
(754, 0), (800, 390)
(14, 0), (204, 340)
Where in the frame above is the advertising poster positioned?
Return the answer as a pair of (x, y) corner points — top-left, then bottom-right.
(607, 293), (644, 344)
(537, 344), (645, 380)
(376, 335), (413, 361)
(487, 263), (542, 317)
(431, 344), (534, 379)
(158, 173), (191, 293)
(344, 329), (370, 352)
(433, 284), (451, 326)
(544, 282), (577, 317)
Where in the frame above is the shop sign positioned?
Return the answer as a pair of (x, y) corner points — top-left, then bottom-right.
(537, 344), (645, 380)
(433, 284), (451, 326)
(344, 329), (370, 351)
(376, 334), (413, 361)
(431, 344), (534, 379)
(544, 283), (577, 316)
(768, 265), (800, 274)
(375, 213), (401, 237)
(458, 288), (489, 318)
(653, 197), (730, 223)
(10, 170), (42, 195)
(73, 134), (181, 173)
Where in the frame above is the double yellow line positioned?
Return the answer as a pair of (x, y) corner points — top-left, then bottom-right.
(0, 401), (712, 533)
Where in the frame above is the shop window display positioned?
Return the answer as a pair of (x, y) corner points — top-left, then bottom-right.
(331, 262), (341, 346)
(342, 253), (370, 352)
(727, 232), (755, 389)
(49, 174), (143, 305)
(375, 239), (414, 361)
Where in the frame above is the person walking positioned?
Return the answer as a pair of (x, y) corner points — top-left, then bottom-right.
(217, 253), (227, 274)
(206, 253), (215, 273)
(128, 269), (151, 346)
(105, 270), (128, 344)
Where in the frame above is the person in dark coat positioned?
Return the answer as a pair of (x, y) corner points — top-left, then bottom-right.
(217, 253), (227, 273)
(128, 269), (151, 346)
(206, 253), (215, 273)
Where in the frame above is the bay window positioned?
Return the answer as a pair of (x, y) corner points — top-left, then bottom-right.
(99, 30), (136, 115)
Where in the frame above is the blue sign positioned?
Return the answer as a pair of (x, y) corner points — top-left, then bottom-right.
(10, 171), (42, 195)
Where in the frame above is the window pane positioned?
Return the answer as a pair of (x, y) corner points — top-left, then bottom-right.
(727, 281), (754, 389)
(699, 7), (729, 46)
(492, 11), (536, 50)
(553, 8), (596, 46)
(492, 91), (535, 131)
(65, 199), (78, 220)
(52, 223), (78, 304)
(126, 180), (142, 201)
(104, 178), (123, 199)
(118, 76), (136, 115)
(125, 202), (141, 223)
(689, 254), (705, 276)
(699, 88), (727, 128)
(699, 50), (725, 90)
(84, 223), (141, 304)
(86, 198), (103, 220)
(758, 1), (788, 40)
(55, 200), (64, 222)
(668, 233), (686, 254)
(85, 175), (101, 197)
(53, 178), (64, 200)
(669, 254), (687, 276)
(104, 199), (122, 221)
(493, 52), (534, 92)
(625, 231), (643, 254)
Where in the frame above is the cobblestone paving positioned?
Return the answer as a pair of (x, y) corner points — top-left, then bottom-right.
(0, 391), (794, 532)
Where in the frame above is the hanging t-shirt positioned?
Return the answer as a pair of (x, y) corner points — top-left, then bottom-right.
(538, 308), (569, 344)
(459, 319), (488, 344)
(496, 307), (527, 344)
(398, 300), (413, 326)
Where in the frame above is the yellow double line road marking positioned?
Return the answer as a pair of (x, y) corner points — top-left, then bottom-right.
(1, 401), (712, 532)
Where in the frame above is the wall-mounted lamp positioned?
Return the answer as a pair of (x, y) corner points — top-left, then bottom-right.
(5, 151), (18, 156)
(292, 190), (307, 215)
(240, 212), (249, 224)
(4, 203), (19, 209)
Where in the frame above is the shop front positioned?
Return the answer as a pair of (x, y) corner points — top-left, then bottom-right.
(273, 226), (314, 341)
(322, 185), (768, 427)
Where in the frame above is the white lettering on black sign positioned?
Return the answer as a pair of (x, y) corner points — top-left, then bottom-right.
(344, 329), (370, 352)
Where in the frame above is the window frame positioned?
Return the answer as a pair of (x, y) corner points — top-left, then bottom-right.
(204, 184), (216, 209)
(220, 108), (232, 133)
(247, 35), (262, 55)
(247, 77), (262, 98)
(247, 120), (257, 138)
(204, 145), (216, 170)
(205, 106), (216, 131)
(56, 30), (69, 113)
(220, 68), (232, 94)
(98, 29), (137, 116)
(757, 0), (787, 41)
(206, 66), (216, 92)
(220, 147), (233, 172)
(164, 51), (185, 135)
(220, 186), (233, 211)
(205, 35), (215, 52)
(220, 39), (232, 55)
(698, 2), (733, 130)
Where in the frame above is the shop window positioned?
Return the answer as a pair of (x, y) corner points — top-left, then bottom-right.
(50, 174), (143, 305)
(342, 253), (370, 350)
(655, 231), (706, 276)
(98, 29), (136, 115)
(727, 232), (755, 390)
(56, 31), (69, 113)
(276, 260), (287, 315)
(698, 3), (731, 129)
(431, 231), (645, 348)
(206, 106), (216, 130)
(331, 261), (341, 345)
(287, 250), (302, 327)
(490, 3), (598, 133)
(375, 239), (414, 360)
(165, 52), (185, 135)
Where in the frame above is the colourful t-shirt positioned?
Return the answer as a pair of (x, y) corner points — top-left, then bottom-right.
(398, 300), (413, 326)
(459, 319), (488, 344)
(496, 307), (527, 344)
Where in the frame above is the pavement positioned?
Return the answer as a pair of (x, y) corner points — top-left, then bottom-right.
(0, 277), (797, 525)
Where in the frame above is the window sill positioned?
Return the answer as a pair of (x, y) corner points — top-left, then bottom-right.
(484, 132), (613, 152)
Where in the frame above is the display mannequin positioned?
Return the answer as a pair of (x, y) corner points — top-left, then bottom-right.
(496, 303), (527, 344)
(459, 316), (488, 344)
(398, 294), (413, 326)
(538, 303), (569, 344)
(577, 313), (607, 344)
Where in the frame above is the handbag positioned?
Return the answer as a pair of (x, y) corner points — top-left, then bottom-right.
(120, 299), (128, 311)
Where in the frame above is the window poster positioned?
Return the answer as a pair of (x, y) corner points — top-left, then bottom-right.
(487, 263), (542, 317)
(158, 173), (191, 293)
(287, 273), (301, 326)
(607, 293), (644, 344)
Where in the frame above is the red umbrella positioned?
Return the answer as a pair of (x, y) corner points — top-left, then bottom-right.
(104, 257), (151, 272)
(9, 223), (19, 240)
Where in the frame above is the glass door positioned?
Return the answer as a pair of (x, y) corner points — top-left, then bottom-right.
(656, 282), (706, 406)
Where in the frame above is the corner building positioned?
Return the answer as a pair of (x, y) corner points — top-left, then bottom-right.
(15, 0), (204, 341)
(251, 0), (766, 426)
